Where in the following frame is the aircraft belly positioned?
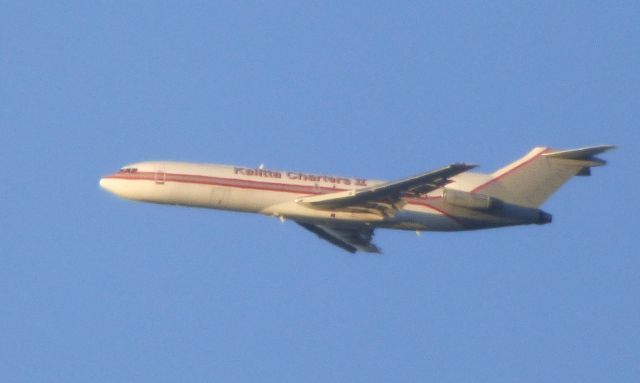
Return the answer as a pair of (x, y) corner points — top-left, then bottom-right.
(218, 187), (264, 212)
(261, 198), (386, 224)
(203, 188), (294, 213)
(158, 182), (212, 208)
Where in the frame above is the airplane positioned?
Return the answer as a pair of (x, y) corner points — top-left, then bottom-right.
(99, 145), (614, 253)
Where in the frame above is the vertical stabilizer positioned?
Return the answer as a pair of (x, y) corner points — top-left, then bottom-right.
(472, 145), (615, 208)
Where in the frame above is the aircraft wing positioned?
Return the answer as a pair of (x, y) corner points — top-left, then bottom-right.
(296, 222), (380, 254)
(295, 163), (476, 211)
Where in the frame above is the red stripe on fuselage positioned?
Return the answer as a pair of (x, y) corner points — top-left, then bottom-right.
(105, 172), (339, 195)
(104, 171), (462, 224)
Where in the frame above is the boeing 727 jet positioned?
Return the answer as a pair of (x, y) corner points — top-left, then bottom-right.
(100, 145), (614, 253)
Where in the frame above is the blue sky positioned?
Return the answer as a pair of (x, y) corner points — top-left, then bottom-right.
(1, 1), (638, 382)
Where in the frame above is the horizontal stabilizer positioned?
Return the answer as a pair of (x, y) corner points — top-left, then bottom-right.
(542, 145), (616, 167)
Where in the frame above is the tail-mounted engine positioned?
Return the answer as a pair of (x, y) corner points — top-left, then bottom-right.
(442, 188), (503, 211)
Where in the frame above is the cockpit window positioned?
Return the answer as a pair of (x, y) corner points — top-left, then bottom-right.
(118, 168), (138, 173)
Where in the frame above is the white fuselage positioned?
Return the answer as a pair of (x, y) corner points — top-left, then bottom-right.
(99, 161), (545, 232)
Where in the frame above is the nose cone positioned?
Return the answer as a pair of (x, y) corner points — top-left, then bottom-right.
(99, 177), (110, 190)
(99, 173), (146, 201)
(99, 176), (119, 196)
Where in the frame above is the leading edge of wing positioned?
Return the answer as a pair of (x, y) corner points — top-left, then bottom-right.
(296, 163), (477, 209)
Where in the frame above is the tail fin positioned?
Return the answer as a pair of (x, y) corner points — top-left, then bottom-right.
(472, 145), (615, 208)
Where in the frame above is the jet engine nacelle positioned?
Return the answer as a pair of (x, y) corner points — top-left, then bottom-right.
(442, 188), (503, 211)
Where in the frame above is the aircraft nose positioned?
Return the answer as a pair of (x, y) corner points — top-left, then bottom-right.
(99, 176), (115, 193)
